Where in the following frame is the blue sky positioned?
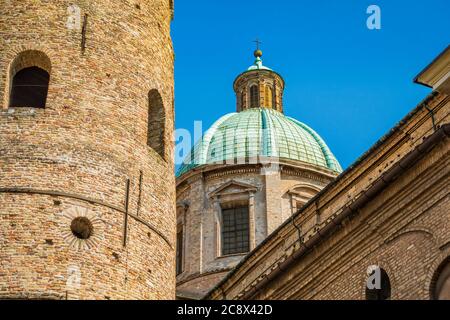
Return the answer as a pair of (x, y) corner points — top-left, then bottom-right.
(172, 0), (449, 169)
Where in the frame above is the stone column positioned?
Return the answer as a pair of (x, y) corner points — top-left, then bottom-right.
(212, 196), (222, 257)
(248, 192), (256, 250)
(263, 163), (283, 234)
(185, 176), (204, 274)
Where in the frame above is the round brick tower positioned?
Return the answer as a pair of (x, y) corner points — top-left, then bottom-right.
(0, 0), (175, 300)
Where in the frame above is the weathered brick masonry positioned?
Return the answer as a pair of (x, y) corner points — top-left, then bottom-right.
(0, 0), (175, 299)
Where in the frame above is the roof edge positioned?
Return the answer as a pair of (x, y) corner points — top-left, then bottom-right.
(414, 45), (450, 87)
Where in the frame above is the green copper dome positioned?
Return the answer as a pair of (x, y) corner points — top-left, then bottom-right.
(177, 108), (342, 177)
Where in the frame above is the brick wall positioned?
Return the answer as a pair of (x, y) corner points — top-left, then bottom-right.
(0, 0), (175, 300)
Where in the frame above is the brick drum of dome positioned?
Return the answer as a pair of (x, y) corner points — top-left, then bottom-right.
(0, 0), (175, 300)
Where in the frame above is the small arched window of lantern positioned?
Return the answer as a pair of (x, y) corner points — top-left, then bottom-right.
(7, 50), (51, 109)
(431, 257), (450, 300)
(147, 89), (166, 159)
(365, 267), (391, 300)
(264, 85), (273, 108)
(249, 85), (259, 108)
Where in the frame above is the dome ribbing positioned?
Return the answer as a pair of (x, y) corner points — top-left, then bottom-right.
(177, 108), (342, 177)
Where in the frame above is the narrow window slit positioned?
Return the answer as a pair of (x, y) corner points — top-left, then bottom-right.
(81, 14), (88, 54)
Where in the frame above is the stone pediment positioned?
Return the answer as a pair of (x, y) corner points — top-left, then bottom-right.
(287, 184), (320, 197)
(209, 180), (258, 198)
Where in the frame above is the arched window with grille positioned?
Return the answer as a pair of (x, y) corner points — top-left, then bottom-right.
(8, 50), (51, 109)
(147, 89), (166, 159)
(249, 85), (259, 108)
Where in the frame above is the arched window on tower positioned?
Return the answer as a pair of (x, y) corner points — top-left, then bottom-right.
(8, 50), (51, 109)
(365, 267), (391, 300)
(264, 85), (273, 108)
(249, 85), (259, 108)
(431, 257), (450, 300)
(147, 89), (166, 159)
